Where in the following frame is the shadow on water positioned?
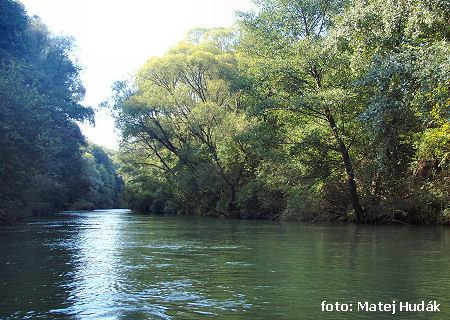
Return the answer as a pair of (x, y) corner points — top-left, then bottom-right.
(0, 213), (79, 319)
(0, 210), (449, 319)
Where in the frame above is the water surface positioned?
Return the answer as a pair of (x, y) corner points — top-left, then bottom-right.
(0, 210), (449, 319)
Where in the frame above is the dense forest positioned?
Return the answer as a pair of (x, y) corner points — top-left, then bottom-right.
(0, 0), (123, 224)
(1, 0), (448, 225)
(108, 0), (449, 224)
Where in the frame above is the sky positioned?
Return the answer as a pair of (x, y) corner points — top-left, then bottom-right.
(20, 0), (254, 149)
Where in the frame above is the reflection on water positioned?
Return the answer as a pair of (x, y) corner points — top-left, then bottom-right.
(0, 210), (449, 319)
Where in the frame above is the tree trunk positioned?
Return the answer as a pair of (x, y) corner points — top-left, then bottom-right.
(229, 184), (240, 218)
(325, 109), (364, 223)
(339, 142), (364, 223)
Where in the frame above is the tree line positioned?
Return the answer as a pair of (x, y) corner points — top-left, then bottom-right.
(109, 0), (449, 224)
(0, 0), (123, 224)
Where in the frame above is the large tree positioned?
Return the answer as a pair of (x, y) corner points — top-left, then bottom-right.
(238, 0), (366, 221)
(110, 29), (255, 216)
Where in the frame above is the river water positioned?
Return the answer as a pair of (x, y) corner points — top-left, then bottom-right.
(0, 209), (449, 319)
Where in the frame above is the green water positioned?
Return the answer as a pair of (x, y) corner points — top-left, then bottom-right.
(0, 210), (449, 319)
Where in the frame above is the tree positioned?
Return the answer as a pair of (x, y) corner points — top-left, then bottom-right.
(0, 0), (100, 223)
(238, 0), (366, 221)
(105, 1), (448, 224)
(110, 29), (281, 217)
(70, 144), (124, 210)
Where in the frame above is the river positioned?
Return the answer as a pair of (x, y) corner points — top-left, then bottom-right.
(0, 209), (449, 319)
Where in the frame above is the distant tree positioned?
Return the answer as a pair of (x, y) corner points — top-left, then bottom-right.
(71, 144), (124, 210)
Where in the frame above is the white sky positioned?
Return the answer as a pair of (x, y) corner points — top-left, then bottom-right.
(20, 0), (254, 149)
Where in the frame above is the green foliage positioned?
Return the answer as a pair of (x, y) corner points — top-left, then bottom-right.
(334, 0), (450, 221)
(70, 144), (124, 210)
(109, 1), (449, 224)
(0, 0), (122, 223)
(110, 29), (283, 218)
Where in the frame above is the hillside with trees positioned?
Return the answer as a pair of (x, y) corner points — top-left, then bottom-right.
(0, 0), (123, 223)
